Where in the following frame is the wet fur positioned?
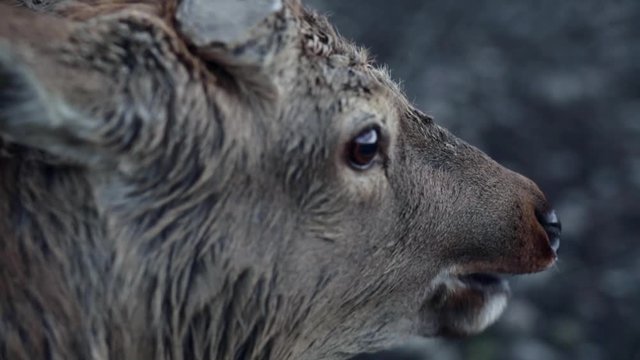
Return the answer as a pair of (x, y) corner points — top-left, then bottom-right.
(0, 1), (556, 359)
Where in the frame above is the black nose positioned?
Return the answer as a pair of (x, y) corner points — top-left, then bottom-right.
(536, 209), (561, 252)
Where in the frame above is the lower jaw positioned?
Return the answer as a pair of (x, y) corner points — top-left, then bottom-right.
(419, 273), (511, 337)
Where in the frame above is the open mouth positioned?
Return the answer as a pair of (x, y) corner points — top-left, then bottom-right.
(419, 271), (512, 337)
(457, 272), (509, 292)
(417, 211), (561, 338)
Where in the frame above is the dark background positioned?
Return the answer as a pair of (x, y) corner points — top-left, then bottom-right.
(307, 1), (640, 359)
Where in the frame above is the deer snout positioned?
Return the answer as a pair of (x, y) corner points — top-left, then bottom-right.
(536, 209), (561, 252)
(454, 166), (560, 275)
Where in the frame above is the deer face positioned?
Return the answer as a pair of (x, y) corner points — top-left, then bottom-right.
(0, 1), (560, 359)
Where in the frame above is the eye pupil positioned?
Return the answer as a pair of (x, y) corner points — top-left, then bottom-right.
(348, 128), (379, 169)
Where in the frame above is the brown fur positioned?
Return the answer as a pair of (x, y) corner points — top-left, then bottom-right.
(0, 1), (557, 359)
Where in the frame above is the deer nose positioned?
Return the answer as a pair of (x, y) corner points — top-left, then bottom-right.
(536, 209), (561, 252)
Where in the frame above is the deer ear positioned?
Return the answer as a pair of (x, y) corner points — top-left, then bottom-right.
(0, 44), (107, 166)
(175, 0), (289, 69)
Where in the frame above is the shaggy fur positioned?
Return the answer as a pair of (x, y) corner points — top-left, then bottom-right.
(0, 1), (558, 359)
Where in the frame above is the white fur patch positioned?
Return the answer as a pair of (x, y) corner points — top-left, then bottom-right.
(462, 291), (508, 334)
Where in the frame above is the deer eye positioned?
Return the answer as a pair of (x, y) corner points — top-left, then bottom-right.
(347, 127), (380, 170)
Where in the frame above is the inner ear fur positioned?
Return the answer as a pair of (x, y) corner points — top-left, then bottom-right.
(0, 1), (294, 169)
(0, 5), (111, 165)
(0, 5), (182, 168)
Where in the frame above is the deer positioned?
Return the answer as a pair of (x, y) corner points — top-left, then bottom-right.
(0, 0), (561, 359)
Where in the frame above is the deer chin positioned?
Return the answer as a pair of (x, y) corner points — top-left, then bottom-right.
(418, 272), (511, 337)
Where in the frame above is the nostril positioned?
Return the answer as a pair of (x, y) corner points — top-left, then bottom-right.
(536, 209), (562, 252)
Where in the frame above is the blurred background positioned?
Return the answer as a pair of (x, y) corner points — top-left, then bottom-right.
(307, 1), (640, 359)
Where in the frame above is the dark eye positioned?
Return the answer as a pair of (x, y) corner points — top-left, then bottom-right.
(347, 127), (380, 170)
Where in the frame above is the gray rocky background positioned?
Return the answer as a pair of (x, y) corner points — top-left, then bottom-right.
(306, 1), (640, 359)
